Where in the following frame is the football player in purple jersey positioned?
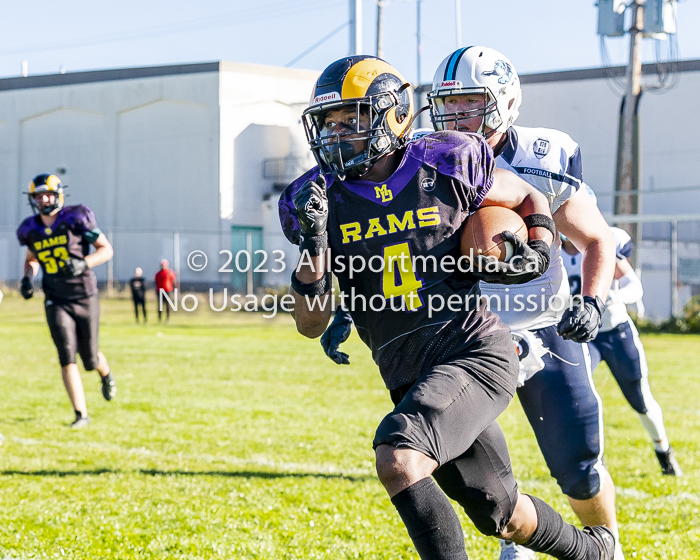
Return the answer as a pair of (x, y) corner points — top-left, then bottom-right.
(279, 56), (615, 560)
(17, 174), (117, 429)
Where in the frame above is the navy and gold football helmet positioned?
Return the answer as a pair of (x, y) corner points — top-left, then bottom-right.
(27, 174), (65, 215)
(302, 56), (414, 179)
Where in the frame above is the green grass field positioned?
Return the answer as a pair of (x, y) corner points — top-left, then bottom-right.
(1, 295), (699, 559)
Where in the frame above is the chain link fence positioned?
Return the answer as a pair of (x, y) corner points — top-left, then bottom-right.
(3, 214), (700, 321)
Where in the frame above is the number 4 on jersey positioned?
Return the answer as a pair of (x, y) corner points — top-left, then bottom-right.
(382, 241), (424, 311)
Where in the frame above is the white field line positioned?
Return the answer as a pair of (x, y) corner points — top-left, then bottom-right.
(8, 437), (374, 478)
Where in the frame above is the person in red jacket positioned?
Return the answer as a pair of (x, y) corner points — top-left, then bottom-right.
(155, 259), (177, 323)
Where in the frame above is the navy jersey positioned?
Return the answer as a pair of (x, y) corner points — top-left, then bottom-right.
(17, 205), (101, 301)
(280, 131), (509, 389)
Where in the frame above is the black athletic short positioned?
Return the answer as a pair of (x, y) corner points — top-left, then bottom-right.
(373, 330), (518, 465)
(45, 294), (100, 370)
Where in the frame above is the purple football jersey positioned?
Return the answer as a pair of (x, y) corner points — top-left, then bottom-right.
(280, 131), (508, 389)
(17, 205), (101, 301)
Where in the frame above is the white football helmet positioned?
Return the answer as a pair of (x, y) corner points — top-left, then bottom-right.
(428, 46), (522, 136)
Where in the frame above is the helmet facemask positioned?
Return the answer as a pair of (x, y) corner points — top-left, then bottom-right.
(428, 87), (503, 138)
(303, 89), (410, 180)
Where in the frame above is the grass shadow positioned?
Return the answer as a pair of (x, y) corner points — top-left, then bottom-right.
(1, 468), (373, 482)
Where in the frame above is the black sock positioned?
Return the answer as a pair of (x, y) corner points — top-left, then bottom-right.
(74, 409), (87, 419)
(524, 495), (599, 560)
(390, 477), (468, 560)
(101, 371), (113, 384)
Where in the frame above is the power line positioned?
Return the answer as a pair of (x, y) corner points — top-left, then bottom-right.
(285, 22), (350, 68)
(0, 1), (343, 57)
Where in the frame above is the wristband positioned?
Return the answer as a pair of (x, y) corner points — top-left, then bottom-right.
(299, 232), (328, 257)
(291, 270), (331, 297)
(523, 213), (556, 238)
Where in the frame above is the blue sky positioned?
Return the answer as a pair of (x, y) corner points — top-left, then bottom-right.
(1, 0), (698, 83)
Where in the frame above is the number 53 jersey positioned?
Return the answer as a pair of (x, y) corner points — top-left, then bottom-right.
(280, 131), (509, 387)
(17, 205), (101, 301)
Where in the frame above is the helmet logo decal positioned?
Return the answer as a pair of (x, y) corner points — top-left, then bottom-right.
(482, 60), (514, 85)
(374, 184), (393, 203)
(313, 92), (341, 105)
(437, 80), (463, 89)
(420, 178), (436, 192)
(533, 138), (550, 159)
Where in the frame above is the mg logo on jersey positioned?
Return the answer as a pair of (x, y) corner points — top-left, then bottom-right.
(375, 184), (393, 203)
(533, 138), (550, 159)
(420, 178), (436, 192)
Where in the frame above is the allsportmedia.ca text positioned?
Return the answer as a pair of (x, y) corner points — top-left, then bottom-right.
(295, 248), (541, 279)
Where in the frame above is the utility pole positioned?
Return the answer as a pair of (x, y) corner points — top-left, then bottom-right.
(616, 0), (644, 269)
(415, 0), (422, 126)
(455, 0), (462, 48)
(376, 0), (385, 58)
(416, 0), (422, 86)
(349, 0), (363, 56)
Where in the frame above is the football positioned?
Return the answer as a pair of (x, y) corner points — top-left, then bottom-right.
(461, 206), (528, 262)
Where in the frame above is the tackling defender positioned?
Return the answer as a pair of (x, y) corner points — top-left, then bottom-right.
(280, 56), (614, 560)
(562, 224), (682, 476)
(17, 174), (117, 428)
(426, 47), (621, 560)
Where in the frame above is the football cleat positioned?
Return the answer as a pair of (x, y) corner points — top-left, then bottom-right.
(656, 447), (682, 476)
(101, 373), (117, 401)
(583, 526), (616, 560)
(499, 539), (535, 560)
(71, 414), (91, 429)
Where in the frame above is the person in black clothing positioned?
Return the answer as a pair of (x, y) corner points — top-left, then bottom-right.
(129, 267), (147, 323)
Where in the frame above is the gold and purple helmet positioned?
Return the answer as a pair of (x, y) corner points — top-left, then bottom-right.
(27, 174), (65, 215)
(302, 56), (413, 179)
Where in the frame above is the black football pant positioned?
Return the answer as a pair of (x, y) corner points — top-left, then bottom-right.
(45, 294), (100, 370)
(133, 295), (146, 321)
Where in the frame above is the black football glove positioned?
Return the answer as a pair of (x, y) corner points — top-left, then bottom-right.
(58, 257), (89, 278)
(471, 231), (550, 285)
(557, 295), (605, 342)
(292, 176), (329, 237)
(321, 308), (353, 365)
(20, 276), (34, 300)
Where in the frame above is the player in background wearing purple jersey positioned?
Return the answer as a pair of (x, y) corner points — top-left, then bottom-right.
(280, 56), (615, 560)
(17, 174), (117, 429)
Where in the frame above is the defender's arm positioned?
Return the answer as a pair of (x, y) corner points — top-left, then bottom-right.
(555, 188), (615, 302)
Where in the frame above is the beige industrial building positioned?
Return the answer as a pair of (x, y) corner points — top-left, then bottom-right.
(0, 62), (318, 290)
